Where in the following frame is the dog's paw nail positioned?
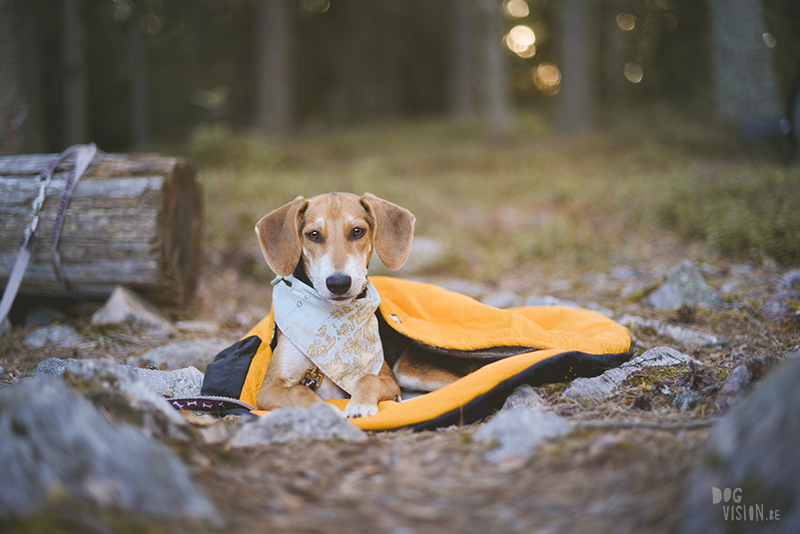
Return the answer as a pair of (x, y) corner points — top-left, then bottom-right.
(344, 403), (378, 419)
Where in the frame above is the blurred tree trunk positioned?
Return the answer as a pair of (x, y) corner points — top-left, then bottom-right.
(475, 0), (511, 138)
(710, 0), (782, 122)
(60, 0), (89, 146)
(256, 0), (293, 137)
(0, 0), (46, 154)
(447, 0), (475, 119)
(558, 0), (595, 134)
(128, 16), (149, 151)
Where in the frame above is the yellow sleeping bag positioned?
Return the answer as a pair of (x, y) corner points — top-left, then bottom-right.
(199, 277), (632, 431)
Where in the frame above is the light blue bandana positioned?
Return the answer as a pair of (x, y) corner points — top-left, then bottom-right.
(271, 275), (384, 394)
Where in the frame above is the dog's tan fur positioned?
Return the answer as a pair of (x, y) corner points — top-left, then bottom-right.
(254, 192), (413, 418)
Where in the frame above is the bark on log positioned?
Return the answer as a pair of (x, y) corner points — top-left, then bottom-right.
(0, 152), (202, 305)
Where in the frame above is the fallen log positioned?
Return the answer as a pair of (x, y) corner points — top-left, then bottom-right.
(0, 152), (202, 305)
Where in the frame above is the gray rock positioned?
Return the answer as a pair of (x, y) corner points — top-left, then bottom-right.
(481, 290), (523, 309)
(525, 295), (582, 308)
(24, 306), (68, 327)
(37, 356), (202, 407)
(432, 278), (492, 299)
(90, 285), (175, 333)
(763, 288), (797, 318)
(647, 260), (724, 309)
(371, 236), (447, 275)
(620, 314), (725, 348)
(609, 265), (639, 281)
(129, 338), (232, 372)
(673, 389), (697, 411)
(720, 281), (741, 294)
(682, 358), (800, 533)
(620, 280), (655, 300)
(522, 296), (614, 317)
(501, 384), (549, 411)
(562, 346), (695, 403)
(34, 357), (80, 377)
(474, 408), (571, 464)
(131, 366), (204, 398)
(714, 357), (767, 413)
(229, 403), (366, 447)
(64, 359), (187, 435)
(23, 325), (82, 349)
(0, 377), (217, 520)
(780, 269), (800, 292)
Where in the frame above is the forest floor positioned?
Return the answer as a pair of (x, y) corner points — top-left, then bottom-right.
(3, 110), (800, 533)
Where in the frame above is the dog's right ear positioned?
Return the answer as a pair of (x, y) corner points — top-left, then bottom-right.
(255, 196), (308, 276)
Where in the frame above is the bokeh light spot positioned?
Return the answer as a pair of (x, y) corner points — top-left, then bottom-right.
(623, 62), (644, 83)
(532, 62), (561, 95)
(302, 0), (330, 13)
(616, 13), (637, 32)
(503, 0), (530, 19)
(505, 25), (536, 57)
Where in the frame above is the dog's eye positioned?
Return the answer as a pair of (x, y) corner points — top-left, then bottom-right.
(352, 227), (365, 238)
(306, 230), (321, 241)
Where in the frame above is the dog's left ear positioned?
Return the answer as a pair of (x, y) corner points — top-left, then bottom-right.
(360, 193), (415, 270)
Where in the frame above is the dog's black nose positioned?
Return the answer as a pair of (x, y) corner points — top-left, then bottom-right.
(326, 274), (352, 295)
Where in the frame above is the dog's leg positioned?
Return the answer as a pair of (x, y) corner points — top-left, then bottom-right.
(344, 360), (401, 418)
(256, 331), (332, 412)
(392, 346), (483, 393)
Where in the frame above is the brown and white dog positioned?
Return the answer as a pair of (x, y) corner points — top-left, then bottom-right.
(254, 192), (414, 418)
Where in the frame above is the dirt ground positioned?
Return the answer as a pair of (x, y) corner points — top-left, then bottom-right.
(2, 117), (799, 533)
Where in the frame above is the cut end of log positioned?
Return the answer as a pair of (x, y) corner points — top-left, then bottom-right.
(0, 152), (203, 306)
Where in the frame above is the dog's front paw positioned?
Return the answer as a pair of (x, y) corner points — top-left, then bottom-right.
(343, 401), (379, 419)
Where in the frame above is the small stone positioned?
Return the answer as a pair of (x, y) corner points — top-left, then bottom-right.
(525, 295), (582, 308)
(23, 325), (82, 349)
(780, 269), (800, 292)
(714, 357), (767, 412)
(474, 409), (571, 464)
(228, 403), (366, 447)
(609, 265), (638, 281)
(91, 285), (175, 334)
(763, 288), (796, 318)
(131, 366), (205, 398)
(673, 389), (697, 411)
(647, 260), (724, 309)
(481, 290), (522, 309)
(24, 306), (68, 327)
(501, 384), (549, 411)
(432, 279), (492, 299)
(719, 281), (740, 294)
(34, 357), (80, 377)
(562, 346), (695, 403)
(370, 236), (447, 275)
(129, 339), (233, 372)
(620, 314), (724, 348)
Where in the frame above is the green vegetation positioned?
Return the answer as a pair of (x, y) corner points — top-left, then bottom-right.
(190, 111), (800, 290)
(656, 165), (800, 264)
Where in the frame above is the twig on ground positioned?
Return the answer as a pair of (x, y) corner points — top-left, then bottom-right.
(573, 419), (717, 431)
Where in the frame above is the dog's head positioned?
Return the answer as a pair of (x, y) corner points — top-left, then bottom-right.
(256, 192), (415, 301)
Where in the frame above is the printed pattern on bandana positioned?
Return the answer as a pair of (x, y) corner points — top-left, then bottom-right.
(272, 275), (384, 394)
